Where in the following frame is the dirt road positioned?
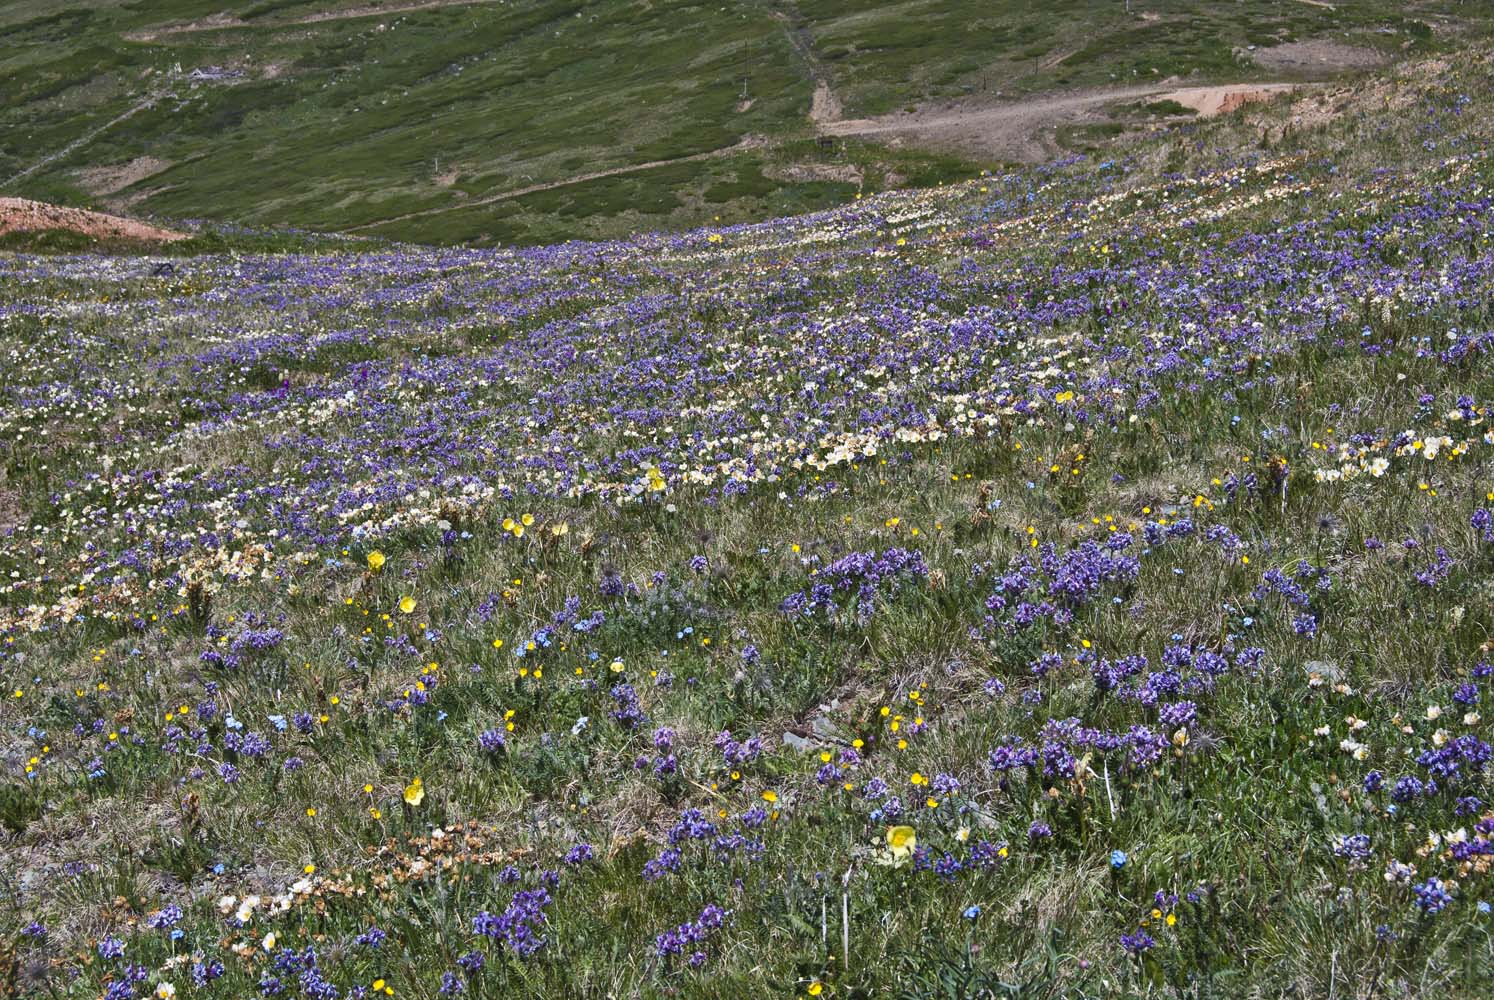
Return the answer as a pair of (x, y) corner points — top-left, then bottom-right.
(820, 82), (1300, 163)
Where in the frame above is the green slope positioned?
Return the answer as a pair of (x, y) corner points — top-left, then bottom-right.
(0, 0), (1477, 244)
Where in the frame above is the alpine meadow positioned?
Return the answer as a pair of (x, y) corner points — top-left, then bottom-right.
(3, 3), (1494, 999)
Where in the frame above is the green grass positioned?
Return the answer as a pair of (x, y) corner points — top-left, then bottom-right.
(0, 1), (1483, 244)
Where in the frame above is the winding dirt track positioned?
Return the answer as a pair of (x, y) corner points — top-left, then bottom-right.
(125, 0), (509, 41)
(821, 82), (1300, 164)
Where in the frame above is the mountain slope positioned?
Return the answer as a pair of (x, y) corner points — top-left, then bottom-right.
(0, 0), (1482, 244)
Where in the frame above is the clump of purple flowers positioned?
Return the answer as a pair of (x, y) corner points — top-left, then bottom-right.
(1332, 834), (1372, 862)
(473, 887), (553, 958)
(715, 729), (763, 768)
(608, 683), (646, 729)
(780, 547), (928, 624)
(654, 903), (730, 962)
(1412, 876), (1454, 914)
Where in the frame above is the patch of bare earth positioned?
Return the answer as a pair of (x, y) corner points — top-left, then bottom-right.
(763, 162), (864, 186)
(821, 82), (1301, 164)
(1253, 40), (1388, 75)
(0, 198), (186, 243)
(810, 81), (843, 125)
(74, 156), (173, 197)
(1161, 83), (1298, 117)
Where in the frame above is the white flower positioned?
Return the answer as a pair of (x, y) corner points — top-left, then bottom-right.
(262, 932), (277, 951)
(1426, 705), (1442, 721)
(155, 984), (176, 1000)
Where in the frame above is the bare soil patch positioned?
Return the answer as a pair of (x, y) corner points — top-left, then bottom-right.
(1161, 83), (1298, 117)
(0, 198), (186, 243)
(75, 156), (173, 197)
(821, 82), (1301, 164)
(810, 81), (843, 125)
(763, 162), (864, 186)
(1253, 40), (1388, 75)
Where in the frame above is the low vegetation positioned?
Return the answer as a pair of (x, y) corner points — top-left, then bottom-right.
(2, 16), (1494, 1000)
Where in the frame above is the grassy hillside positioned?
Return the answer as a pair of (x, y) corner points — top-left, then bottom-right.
(0, 0), (1482, 245)
(3, 37), (1494, 999)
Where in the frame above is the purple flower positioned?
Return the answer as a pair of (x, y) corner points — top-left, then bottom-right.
(472, 887), (552, 958)
(654, 903), (730, 959)
(1413, 877), (1454, 914)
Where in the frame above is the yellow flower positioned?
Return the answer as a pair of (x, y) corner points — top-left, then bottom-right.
(403, 778), (425, 806)
(886, 825), (917, 857)
(367, 550), (385, 571)
(807, 983), (824, 997)
(762, 790), (778, 803)
(398, 596), (416, 614)
(521, 513), (534, 526)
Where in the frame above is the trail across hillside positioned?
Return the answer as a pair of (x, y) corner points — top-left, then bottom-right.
(821, 82), (1300, 163)
(344, 140), (759, 232)
(0, 94), (162, 191)
(125, 0), (510, 41)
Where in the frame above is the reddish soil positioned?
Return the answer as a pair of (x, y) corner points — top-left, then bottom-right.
(0, 197), (186, 244)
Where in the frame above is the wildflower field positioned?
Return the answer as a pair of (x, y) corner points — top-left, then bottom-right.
(4, 45), (1494, 1000)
